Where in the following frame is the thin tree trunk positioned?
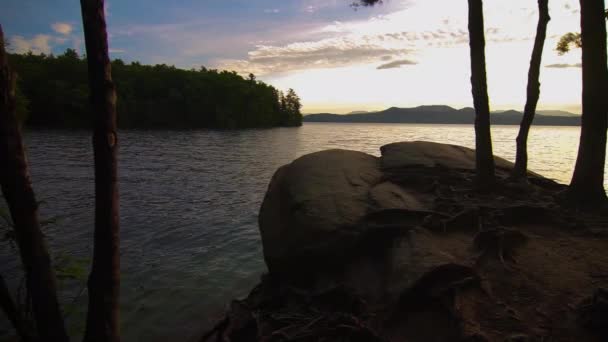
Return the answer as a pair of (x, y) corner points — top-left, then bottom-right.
(467, 0), (496, 187)
(0, 273), (33, 342)
(512, 0), (551, 179)
(0, 25), (69, 342)
(568, 0), (608, 205)
(79, 1), (121, 341)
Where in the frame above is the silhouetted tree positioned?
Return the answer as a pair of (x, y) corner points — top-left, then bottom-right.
(0, 274), (33, 341)
(351, 0), (382, 8)
(512, 0), (550, 179)
(556, 32), (582, 55)
(0, 24), (69, 342)
(468, 0), (495, 186)
(9, 52), (300, 129)
(282, 88), (303, 126)
(62, 48), (80, 60)
(79, 0), (121, 341)
(556, 9), (607, 54)
(567, 0), (608, 205)
(352, 0), (495, 185)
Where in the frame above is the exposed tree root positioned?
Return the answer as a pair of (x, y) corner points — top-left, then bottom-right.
(473, 227), (528, 268)
(209, 163), (608, 341)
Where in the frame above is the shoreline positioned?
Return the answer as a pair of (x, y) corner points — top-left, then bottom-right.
(203, 141), (608, 341)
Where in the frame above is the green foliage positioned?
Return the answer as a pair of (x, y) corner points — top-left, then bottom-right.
(54, 252), (88, 282)
(556, 9), (608, 55)
(351, 0), (382, 8)
(556, 32), (582, 55)
(8, 50), (303, 129)
(279, 89), (303, 127)
(0, 201), (88, 333)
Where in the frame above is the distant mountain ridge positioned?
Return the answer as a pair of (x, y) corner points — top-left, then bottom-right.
(304, 105), (580, 126)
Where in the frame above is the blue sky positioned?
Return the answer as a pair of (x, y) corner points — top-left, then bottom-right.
(1, 0), (586, 113)
(1, 0), (399, 65)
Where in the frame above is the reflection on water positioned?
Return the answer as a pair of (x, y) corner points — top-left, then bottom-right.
(0, 123), (604, 341)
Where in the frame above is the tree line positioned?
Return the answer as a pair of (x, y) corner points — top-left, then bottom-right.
(8, 50), (302, 129)
(359, 0), (607, 206)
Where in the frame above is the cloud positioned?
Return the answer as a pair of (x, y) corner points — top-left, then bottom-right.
(304, 6), (317, 13)
(9, 26), (82, 55)
(109, 48), (126, 53)
(545, 63), (582, 68)
(110, 17), (335, 67)
(217, 36), (412, 76)
(51, 22), (73, 35)
(10, 35), (53, 54)
(214, 4), (492, 76)
(213, 3), (526, 77)
(95, 0), (543, 77)
(377, 59), (417, 69)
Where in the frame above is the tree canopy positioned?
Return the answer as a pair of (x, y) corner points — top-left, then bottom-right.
(351, 0), (382, 8)
(556, 32), (582, 55)
(556, 9), (608, 54)
(8, 50), (302, 129)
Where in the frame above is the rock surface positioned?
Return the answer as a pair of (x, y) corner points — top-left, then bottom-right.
(258, 149), (383, 276)
(258, 141), (537, 278)
(204, 141), (608, 342)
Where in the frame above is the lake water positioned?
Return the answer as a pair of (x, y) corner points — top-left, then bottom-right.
(0, 122), (605, 341)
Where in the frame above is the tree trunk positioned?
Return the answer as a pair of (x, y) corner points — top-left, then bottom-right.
(512, 0), (551, 179)
(0, 273), (34, 342)
(0, 25), (69, 342)
(79, 1), (121, 341)
(567, 0), (608, 205)
(467, 0), (496, 187)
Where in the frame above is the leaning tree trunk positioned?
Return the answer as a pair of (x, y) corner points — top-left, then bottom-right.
(0, 25), (69, 342)
(567, 0), (608, 205)
(79, 1), (121, 341)
(512, 0), (551, 179)
(0, 273), (33, 342)
(467, 0), (496, 187)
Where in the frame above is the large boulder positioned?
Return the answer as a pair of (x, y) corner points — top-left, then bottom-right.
(211, 141), (608, 342)
(258, 149), (383, 276)
(380, 141), (515, 171)
(258, 141), (507, 278)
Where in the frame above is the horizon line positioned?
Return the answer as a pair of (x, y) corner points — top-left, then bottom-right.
(302, 104), (583, 115)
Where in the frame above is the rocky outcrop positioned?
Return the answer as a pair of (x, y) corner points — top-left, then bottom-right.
(258, 141), (538, 280)
(380, 141), (513, 171)
(204, 141), (608, 342)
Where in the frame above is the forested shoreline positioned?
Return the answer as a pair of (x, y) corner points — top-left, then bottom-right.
(9, 50), (302, 129)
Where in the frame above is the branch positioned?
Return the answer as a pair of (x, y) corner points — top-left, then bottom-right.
(0, 23), (69, 342)
(0, 273), (34, 342)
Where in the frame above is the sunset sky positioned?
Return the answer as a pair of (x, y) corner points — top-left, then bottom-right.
(1, 0), (586, 113)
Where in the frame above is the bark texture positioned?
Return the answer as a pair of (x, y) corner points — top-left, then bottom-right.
(513, 0), (551, 179)
(467, 0), (496, 187)
(0, 25), (69, 342)
(79, 1), (121, 341)
(568, 0), (608, 205)
(0, 274), (33, 342)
